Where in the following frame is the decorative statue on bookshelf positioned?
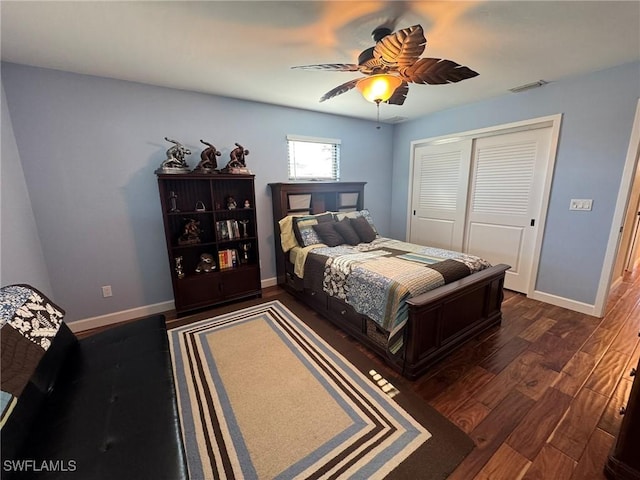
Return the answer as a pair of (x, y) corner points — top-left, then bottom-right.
(195, 253), (216, 273)
(226, 196), (237, 210)
(193, 140), (221, 174)
(168, 191), (180, 212)
(155, 137), (191, 174)
(221, 142), (251, 174)
(175, 256), (185, 279)
(240, 242), (251, 264)
(178, 218), (202, 245)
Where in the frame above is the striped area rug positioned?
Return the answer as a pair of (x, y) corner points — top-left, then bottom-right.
(169, 299), (472, 479)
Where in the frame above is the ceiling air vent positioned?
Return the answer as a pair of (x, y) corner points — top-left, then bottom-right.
(384, 116), (409, 124)
(509, 80), (549, 93)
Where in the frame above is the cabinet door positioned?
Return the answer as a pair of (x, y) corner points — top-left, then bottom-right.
(176, 275), (223, 311)
(221, 266), (260, 299)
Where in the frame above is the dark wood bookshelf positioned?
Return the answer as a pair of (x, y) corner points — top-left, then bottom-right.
(157, 173), (261, 315)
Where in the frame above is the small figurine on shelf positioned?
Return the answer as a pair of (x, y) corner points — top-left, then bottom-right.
(195, 253), (216, 273)
(240, 242), (251, 264)
(178, 218), (202, 245)
(175, 256), (185, 279)
(155, 137), (191, 174)
(193, 140), (221, 174)
(168, 191), (180, 213)
(227, 196), (237, 210)
(239, 219), (249, 237)
(244, 199), (251, 209)
(221, 142), (251, 174)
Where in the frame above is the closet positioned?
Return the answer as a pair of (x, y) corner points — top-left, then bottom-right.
(409, 115), (560, 294)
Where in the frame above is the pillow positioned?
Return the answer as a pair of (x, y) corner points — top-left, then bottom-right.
(312, 222), (345, 247)
(350, 216), (377, 243)
(278, 216), (299, 252)
(334, 209), (379, 236)
(293, 213), (333, 247)
(334, 218), (361, 245)
(0, 285), (66, 430)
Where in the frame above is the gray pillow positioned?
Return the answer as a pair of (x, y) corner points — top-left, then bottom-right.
(350, 216), (376, 243)
(334, 218), (361, 245)
(293, 213), (334, 246)
(312, 222), (345, 247)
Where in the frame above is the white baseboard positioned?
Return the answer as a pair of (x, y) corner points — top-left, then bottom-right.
(609, 275), (624, 293)
(69, 276), (279, 333)
(68, 300), (175, 333)
(261, 276), (277, 288)
(529, 290), (598, 317)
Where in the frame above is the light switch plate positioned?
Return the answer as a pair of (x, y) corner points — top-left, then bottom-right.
(570, 199), (593, 211)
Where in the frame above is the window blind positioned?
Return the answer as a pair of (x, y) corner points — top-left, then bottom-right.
(287, 135), (340, 181)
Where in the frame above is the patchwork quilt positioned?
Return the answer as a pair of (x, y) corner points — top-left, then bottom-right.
(0, 285), (65, 429)
(303, 238), (491, 355)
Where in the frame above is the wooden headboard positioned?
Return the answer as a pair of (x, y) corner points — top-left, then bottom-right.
(268, 182), (366, 285)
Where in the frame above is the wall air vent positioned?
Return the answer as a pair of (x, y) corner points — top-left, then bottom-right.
(509, 80), (549, 93)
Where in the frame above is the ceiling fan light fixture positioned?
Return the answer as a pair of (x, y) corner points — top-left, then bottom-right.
(356, 74), (402, 103)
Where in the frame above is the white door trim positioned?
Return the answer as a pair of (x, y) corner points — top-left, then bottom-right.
(594, 98), (640, 317)
(407, 113), (563, 297)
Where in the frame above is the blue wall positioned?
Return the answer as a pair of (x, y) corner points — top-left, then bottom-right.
(391, 62), (640, 305)
(1, 84), (53, 296)
(1, 63), (393, 321)
(2, 61), (639, 320)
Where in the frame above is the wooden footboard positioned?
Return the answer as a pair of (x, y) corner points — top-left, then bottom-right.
(282, 261), (510, 380)
(402, 263), (509, 379)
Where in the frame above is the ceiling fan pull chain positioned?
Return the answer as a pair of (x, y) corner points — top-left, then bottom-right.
(376, 99), (381, 129)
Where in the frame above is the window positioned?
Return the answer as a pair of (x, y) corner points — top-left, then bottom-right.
(287, 135), (340, 181)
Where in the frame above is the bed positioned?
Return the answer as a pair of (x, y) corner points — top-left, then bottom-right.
(269, 182), (510, 380)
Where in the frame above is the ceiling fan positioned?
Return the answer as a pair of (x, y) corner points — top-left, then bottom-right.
(292, 24), (479, 106)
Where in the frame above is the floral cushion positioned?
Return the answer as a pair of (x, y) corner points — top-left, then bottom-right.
(0, 285), (65, 429)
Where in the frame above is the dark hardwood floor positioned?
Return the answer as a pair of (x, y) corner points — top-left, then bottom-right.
(78, 268), (640, 479)
(265, 269), (637, 480)
(329, 267), (638, 480)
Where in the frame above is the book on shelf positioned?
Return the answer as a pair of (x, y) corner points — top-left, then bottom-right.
(217, 249), (238, 269)
(229, 219), (240, 239)
(216, 221), (228, 240)
(216, 220), (240, 241)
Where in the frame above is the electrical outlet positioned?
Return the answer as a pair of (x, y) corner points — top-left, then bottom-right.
(101, 285), (113, 298)
(569, 199), (593, 211)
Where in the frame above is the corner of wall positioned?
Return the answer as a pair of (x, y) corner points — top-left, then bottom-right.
(0, 81), (54, 295)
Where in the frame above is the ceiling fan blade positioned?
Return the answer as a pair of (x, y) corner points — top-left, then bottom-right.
(373, 24), (426, 68)
(401, 58), (479, 85)
(292, 64), (360, 72)
(386, 82), (409, 105)
(319, 78), (360, 102)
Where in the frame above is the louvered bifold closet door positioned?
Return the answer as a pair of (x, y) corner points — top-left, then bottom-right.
(464, 128), (551, 293)
(410, 140), (472, 251)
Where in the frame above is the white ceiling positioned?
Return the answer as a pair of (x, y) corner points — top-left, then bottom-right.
(2, 1), (639, 123)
